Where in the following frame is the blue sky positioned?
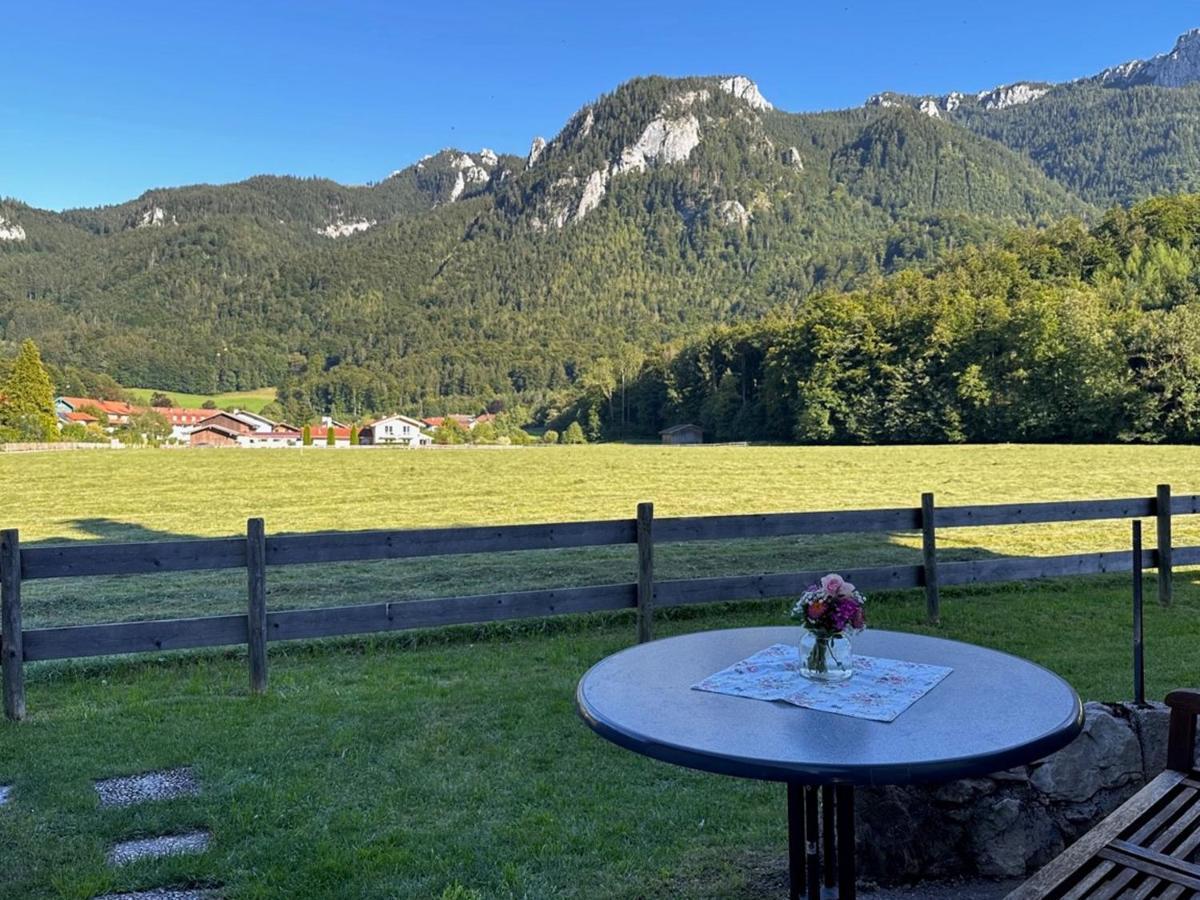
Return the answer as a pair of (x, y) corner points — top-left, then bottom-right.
(5, 1), (1198, 210)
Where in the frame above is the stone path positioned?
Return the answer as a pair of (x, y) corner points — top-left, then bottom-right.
(96, 768), (200, 808)
(96, 889), (218, 900)
(108, 830), (212, 866)
(88, 767), (219, 897)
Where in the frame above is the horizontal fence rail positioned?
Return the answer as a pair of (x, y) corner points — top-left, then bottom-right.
(1, 486), (1195, 719)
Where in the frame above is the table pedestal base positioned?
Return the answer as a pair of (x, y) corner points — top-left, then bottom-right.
(787, 783), (855, 900)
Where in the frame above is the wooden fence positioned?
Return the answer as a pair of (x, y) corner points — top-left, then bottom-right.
(2, 485), (1198, 720)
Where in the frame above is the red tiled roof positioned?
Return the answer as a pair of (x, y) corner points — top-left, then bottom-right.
(306, 424), (353, 439)
(156, 407), (215, 426)
(64, 411), (99, 423)
(423, 415), (474, 428)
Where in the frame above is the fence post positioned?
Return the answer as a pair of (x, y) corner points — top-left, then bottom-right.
(1, 529), (25, 721)
(636, 502), (655, 643)
(1132, 520), (1145, 707)
(921, 492), (940, 624)
(246, 518), (268, 694)
(1156, 484), (1172, 607)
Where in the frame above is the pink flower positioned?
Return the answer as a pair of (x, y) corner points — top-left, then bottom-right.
(820, 574), (845, 595)
(839, 580), (856, 598)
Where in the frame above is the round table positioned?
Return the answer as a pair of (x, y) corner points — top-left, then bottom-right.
(575, 627), (1084, 899)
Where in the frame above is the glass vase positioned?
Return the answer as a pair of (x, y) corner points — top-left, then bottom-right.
(799, 630), (854, 682)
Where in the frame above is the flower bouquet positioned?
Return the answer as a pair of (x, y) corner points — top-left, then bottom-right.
(790, 573), (866, 682)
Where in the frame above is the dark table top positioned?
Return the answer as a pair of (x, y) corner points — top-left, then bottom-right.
(576, 627), (1084, 786)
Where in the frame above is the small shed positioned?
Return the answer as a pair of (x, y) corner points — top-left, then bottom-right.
(660, 423), (703, 445)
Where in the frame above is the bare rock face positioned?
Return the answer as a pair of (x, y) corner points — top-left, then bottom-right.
(615, 114), (701, 174)
(478, 147), (498, 167)
(919, 98), (942, 119)
(719, 75), (773, 111)
(716, 199), (749, 228)
(977, 82), (1050, 110)
(865, 92), (906, 108)
(576, 168), (609, 220)
(315, 217), (374, 238)
(137, 206), (168, 228)
(527, 136), (547, 169)
(0, 216), (26, 242)
(782, 146), (804, 170)
(1097, 28), (1200, 88)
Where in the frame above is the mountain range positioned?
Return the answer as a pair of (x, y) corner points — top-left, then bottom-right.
(5, 29), (1200, 419)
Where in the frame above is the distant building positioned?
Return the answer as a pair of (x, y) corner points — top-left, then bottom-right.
(660, 423), (703, 445)
(423, 414), (477, 430)
(195, 411), (260, 434)
(57, 409), (99, 427)
(189, 423), (242, 447)
(360, 414), (431, 447)
(56, 397), (136, 429)
(156, 407), (217, 441)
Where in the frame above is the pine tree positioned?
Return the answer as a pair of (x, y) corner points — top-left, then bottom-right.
(302, 424), (313, 446)
(326, 426), (336, 446)
(0, 339), (57, 442)
(349, 424), (360, 445)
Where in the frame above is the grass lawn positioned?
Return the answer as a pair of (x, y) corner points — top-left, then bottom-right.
(2, 444), (1199, 897)
(123, 387), (278, 414)
(1, 579), (1198, 900)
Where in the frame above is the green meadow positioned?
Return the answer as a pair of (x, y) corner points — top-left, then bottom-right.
(123, 387), (278, 413)
(1, 444), (1199, 897)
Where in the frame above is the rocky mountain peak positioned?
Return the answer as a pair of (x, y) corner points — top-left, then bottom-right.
(977, 82), (1051, 110)
(1095, 28), (1200, 88)
(718, 76), (773, 111)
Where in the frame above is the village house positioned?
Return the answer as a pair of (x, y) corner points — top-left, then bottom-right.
(359, 414), (431, 447)
(157, 407), (219, 441)
(56, 397), (137, 429)
(56, 409), (99, 428)
(422, 414), (476, 430)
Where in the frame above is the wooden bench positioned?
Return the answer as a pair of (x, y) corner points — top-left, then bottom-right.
(1007, 689), (1200, 899)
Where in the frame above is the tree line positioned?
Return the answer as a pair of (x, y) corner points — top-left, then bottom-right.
(567, 194), (1200, 444)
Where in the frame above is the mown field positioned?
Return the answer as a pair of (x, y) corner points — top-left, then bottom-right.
(3, 443), (1200, 628)
(123, 387), (278, 413)
(1, 444), (1199, 898)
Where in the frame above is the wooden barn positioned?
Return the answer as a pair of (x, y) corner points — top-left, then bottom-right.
(659, 423), (703, 445)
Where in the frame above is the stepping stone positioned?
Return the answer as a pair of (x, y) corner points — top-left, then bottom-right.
(95, 890), (218, 900)
(107, 830), (211, 866)
(0, 784), (11, 806)
(96, 768), (200, 808)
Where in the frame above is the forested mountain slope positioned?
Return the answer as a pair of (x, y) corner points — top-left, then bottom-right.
(8, 28), (1200, 420)
(0, 75), (1089, 416)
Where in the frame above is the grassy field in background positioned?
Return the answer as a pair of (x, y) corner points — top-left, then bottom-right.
(3, 444), (1200, 897)
(123, 387), (277, 413)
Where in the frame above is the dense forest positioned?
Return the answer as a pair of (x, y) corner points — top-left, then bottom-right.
(591, 195), (1200, 444)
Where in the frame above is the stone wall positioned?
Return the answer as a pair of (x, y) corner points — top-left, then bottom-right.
(856, 701), (1189, 880)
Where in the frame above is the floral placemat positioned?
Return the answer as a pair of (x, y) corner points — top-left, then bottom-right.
(692, 643), (953, 722)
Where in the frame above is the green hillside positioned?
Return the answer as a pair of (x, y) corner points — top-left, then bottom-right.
(0, 75), (1092, 418)
(123, 386), (278, 413)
